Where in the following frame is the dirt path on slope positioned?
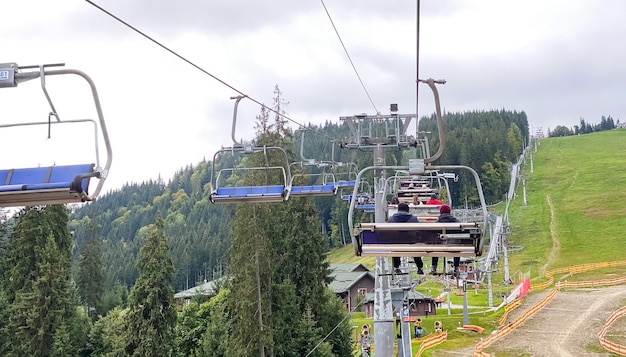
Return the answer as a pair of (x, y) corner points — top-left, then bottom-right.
(540, 195), (559, 277)
(485, 285), (626, 356)
(431, 194), (626, 356)
(431, 286), (626, 357)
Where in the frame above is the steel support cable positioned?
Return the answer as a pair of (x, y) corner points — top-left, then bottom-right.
(304, 287), (373, 357)
(84, 0), (335, 141)
(319, 0), (379, 114)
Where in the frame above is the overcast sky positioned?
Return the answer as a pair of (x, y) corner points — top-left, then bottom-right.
(4, 0), (625, 194)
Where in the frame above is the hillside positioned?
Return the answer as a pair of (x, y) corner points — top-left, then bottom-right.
(67, 110), (528, 292)
(507, 129), (626, 272)
(479, 129), (626, 356)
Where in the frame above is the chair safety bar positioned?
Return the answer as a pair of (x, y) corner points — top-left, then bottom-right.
(386, 204), (442, 217)
(353, 222), (483, 257)
(209, 185), (287, 203)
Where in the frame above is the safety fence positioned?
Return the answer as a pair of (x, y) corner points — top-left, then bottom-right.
(473, 260), (626, 356)
(473, 289), (558, 356)
(415, 331), (448, 357)
(531, 260), (626, 290)
(598, 306), (626, 356)
(497, 298), (520, 326)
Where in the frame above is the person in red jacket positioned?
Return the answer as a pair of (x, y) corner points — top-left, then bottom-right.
(425, 193), (443, 205)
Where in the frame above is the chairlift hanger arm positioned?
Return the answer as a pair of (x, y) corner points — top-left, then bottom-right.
(418, 78), (446, 164)
(229, 95), (246, 147)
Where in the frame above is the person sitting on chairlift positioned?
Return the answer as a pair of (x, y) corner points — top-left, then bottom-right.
(389, 202), (424, 275)
(429, 204), (461, 277)
(425, 193), (443, 205)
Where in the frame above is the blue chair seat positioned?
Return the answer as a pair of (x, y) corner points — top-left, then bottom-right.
(210, 185), (286, 203)
(0, 164), (97, 207)
(290, 182), (336, 196)
(336, 180), (356, 188)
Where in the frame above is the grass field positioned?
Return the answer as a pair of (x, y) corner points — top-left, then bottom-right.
(329, 129), (626, 355)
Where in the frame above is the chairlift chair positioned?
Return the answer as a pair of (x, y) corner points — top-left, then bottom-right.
(329, 141), (358, 189)
(288, 164), (337, 197)
(208, 96), (291, 203)
(288, 130), (338, 197)
(348, 164), (487, 258)
(0, 62), (112, 207)
(209, 144), (291, 203)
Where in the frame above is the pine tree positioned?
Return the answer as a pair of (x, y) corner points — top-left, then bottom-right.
(125, 215), (176, 357)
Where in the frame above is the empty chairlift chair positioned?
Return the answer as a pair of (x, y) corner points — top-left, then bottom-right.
(0, 62), (112, 207)
(208, 96), (292, 203)
(288, 131), (338, 197)
(209, 145), (292, 203)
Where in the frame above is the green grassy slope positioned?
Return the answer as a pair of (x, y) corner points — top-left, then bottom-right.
(507, 129), (626, 277)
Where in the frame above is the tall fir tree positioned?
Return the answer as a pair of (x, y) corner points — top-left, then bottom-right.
(125, 215), (176, 357)
(227, 87), (351, 356)
(2, 205), (80, 356)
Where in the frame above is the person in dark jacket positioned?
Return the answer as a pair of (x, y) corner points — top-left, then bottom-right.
(429, 204), (461, 276)
(389, 202), (424, 274)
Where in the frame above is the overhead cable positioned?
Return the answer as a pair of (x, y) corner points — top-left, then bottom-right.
(84, 0), (335, 140)
(320, 0), (379, 114)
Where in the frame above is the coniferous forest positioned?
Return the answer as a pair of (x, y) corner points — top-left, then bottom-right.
(0, 103), (531, 355)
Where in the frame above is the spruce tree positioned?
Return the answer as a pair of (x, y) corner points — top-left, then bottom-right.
(227, 88), (351, 355)
(125, 215), (176, 357)
(3, 205), (78, 356)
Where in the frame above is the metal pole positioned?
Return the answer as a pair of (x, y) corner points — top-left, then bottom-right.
(487, 271), (493, 308)
(503, 233), (511, 284)
(373, 145), (394, 357)
(415, 0), (420, 123)
(462, 278), (469, 326)
(523, 179), (528, 206)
